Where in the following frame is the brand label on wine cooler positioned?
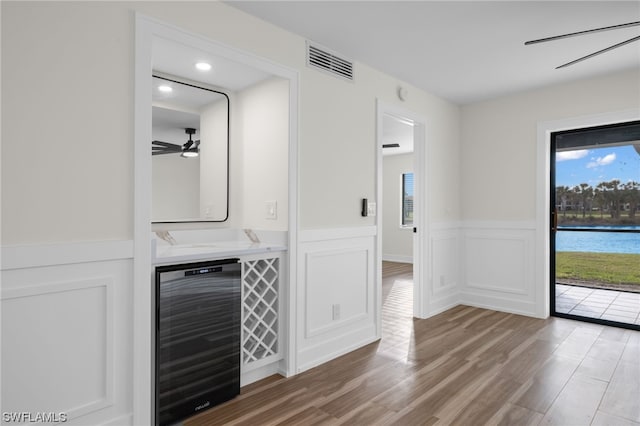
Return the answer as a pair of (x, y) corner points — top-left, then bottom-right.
(195, 401), (211, 412)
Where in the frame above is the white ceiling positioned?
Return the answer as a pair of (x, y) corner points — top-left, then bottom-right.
(228, 1), (640, 105)
(152, 36), (272, 92)
(151, 38), (271, 147)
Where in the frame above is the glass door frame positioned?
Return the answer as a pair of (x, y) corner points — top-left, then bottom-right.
(550, 121), (640, 331)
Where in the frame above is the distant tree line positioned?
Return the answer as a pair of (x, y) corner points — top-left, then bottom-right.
(555, 180), (640, 219)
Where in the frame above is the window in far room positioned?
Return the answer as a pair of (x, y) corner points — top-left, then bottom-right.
(402, 172), (414, 227)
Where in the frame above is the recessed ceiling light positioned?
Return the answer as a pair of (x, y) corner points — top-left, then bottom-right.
(158, 85), (173, 93)
(195, 62), (212, 71)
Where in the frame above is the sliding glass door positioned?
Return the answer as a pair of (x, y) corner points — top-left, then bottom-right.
(551, 121), (640, 330)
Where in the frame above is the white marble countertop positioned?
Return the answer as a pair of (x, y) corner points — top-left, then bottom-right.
(152, 240), (287, 266)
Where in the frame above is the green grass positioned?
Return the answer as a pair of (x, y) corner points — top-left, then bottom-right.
(556, 252), (640, 286)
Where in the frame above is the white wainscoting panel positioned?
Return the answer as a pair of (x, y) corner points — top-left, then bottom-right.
(1, 242), (133, 426)
(305, 248), (369, 337)
(461, 223), (538, 317)
(426, 226), (461, 316)
(297, 227), (377, 372)
(466, 236), (528, 295)
(2, 278), (113, 419)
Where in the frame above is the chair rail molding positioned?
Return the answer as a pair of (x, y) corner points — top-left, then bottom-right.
(1, 240), (133, 270)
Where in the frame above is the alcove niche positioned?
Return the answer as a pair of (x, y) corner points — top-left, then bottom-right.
(133, 15), (299, 424)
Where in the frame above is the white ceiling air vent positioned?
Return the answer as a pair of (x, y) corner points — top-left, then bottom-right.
(307, 42), (354, 81)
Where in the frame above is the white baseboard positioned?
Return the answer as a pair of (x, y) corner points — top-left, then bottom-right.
(426, 300), (461, 319)
(241, 362), (282, 387)
(100, 414), (133, 426)
(461, 297), (540, 318)
(298, 330), (379, 373)
(382, 254), (413, 263)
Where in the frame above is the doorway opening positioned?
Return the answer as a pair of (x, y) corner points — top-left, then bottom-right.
(380, 261), (413, 358)
(377, 108), (422, 357)
(551, 120), (640, 330)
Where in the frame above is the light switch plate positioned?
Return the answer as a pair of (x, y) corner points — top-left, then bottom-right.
(266, 200), (277, 220)
(204, 204), (213, 218)
(367, 201), (376, 217)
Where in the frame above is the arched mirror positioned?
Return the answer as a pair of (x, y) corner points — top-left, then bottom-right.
(152, 74), (229, 222)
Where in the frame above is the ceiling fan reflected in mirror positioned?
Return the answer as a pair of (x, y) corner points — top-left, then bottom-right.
(525, 21), (640, 69)
(152, 128), (200, 158)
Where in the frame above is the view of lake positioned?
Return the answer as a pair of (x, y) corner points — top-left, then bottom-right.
(556, 226), (640, 254)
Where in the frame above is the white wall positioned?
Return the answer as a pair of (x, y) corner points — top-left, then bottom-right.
(461, 69), (639, 222)
(2, 2), (134, 244)
(459, 69), (640, 317)
(382, 153), (413, 262)
(200, 98), (229, 221)
(2, 2), (461, 424)
(152, 127), (201, 221)
(2, 1), (462, 241)
(237, 77), (289, 231)
(5, 2), (636, 424)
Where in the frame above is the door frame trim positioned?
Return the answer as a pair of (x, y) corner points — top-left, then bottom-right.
(535, 108), (640, 319)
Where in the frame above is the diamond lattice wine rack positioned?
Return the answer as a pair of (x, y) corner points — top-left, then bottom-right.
(242, 258), (279, 364)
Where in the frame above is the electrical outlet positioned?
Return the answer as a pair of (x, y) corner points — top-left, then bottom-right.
(332, 304), (341, 320)
(440, 275), (446, 287)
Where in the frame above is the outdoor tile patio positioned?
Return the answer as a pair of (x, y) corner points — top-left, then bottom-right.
(556, 284), (640, 325)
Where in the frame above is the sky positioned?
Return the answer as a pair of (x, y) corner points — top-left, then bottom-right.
(403, 172), (414, 196)
(555, 144), (640, 188)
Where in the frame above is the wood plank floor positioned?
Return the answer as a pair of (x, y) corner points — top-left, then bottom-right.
(186, 262), (640, 426)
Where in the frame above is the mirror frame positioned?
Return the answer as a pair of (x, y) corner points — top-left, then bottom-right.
(151, 73), (230, 223)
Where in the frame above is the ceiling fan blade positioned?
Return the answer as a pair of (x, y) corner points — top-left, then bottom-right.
(525, 21), (640, 45)
(153, 144), (181, 151)
(556, 34), (640, 69)
(153, 147), (181, 155)
(152, 140), (181, 148)
(152, 150), (181, 156)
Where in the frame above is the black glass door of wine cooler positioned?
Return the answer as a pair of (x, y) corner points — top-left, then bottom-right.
(155, 259), (241, 426)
